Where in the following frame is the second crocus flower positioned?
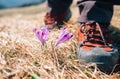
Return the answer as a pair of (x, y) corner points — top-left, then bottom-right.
(55, 26), (73, 46)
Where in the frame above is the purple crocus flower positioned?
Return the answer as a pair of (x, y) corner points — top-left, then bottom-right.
(55, 26), (73, 46)
(34, 27), (49, 46)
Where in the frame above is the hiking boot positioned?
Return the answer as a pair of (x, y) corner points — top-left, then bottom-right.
(77, 22), (119, 73)
(44, 9), (72, 29)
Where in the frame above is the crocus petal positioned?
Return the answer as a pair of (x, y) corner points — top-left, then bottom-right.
(34, 28), (41, 40)
(40, 26), (49, 40)
(34, 28), (44, 45)
(55, 35), (72, 46)
(59, 26), (66, 38)
(44, 27), (49, 40)
(39, 31), (46, 45)
(61, 33), (73, 43)
(55, 33), (73, 46)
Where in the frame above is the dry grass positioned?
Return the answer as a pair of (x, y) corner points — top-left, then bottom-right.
(0, 1), (120, 79)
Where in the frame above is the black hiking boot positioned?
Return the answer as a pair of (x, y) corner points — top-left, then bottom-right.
(77, 22), (119, 73)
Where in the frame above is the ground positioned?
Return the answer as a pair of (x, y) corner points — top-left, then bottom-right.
(0, 1), (120, 79)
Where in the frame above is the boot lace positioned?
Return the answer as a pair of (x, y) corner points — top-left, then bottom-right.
(80, 22), (112, 47)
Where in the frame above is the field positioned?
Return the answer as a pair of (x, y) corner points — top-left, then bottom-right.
(0, 1), (120, 79)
